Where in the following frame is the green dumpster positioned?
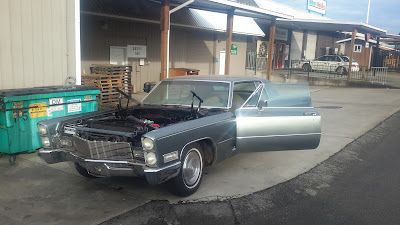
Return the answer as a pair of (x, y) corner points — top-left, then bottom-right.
(0, 86), (100, 164)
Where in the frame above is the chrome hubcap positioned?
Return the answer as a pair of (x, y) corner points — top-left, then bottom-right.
(182, 148), (202, 187)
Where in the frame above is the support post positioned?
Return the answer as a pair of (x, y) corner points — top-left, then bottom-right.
(225, 10), (234, 75)
(160, 0), (170, 80)
(348, 29), (357, 81)
(267, 20), (276, 80)
(363, 33), (370, 79)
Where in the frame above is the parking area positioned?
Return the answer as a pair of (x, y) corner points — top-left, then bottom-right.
(1, 86), (400, 225)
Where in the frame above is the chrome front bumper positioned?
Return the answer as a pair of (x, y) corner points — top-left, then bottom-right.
(38, 149), (181, 185)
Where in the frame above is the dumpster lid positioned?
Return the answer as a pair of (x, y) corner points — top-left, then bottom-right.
(0, 85), (99, 97)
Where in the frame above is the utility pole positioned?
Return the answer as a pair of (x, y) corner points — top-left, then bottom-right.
(160, 0), (170, 80)
(225, 10), (234, 75)
(366, 0), (371, 24)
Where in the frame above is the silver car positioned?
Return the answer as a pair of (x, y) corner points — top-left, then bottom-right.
(302, 55), (360, 75)
(38, 76), (321, 196)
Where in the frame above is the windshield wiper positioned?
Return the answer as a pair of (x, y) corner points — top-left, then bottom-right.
(190, 90), (203, 117)
(115, 88), (140, 119)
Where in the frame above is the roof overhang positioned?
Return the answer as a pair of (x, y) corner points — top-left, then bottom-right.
(276, 18), (387, 36)
(165, 0), (294, 20)
(380, 34), (400, 45)
(336, 37), (377, 44)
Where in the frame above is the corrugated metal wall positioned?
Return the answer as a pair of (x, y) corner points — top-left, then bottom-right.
(0, 0), (76, 90)
(81, 15), (248, 92)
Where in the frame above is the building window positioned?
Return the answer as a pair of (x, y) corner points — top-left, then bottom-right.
(354, 44), (362, 53)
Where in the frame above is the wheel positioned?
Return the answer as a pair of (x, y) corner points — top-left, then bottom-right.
(74, 162), (98, 178)
(302, 63), (312, 72)
(168, 143), (204, 197)
(336, 66), (347, 75)
(8, 155), (16, 166)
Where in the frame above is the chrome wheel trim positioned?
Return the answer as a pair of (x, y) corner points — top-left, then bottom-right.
(182, 148), (203, 188)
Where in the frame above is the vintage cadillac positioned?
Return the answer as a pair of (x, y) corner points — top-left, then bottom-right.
(38, 76), (321, 196)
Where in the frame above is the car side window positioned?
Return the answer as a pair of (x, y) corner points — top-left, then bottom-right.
(327, 56), (336, 62)
(232, 81), (258, 110)
(242, 84), (264, 108)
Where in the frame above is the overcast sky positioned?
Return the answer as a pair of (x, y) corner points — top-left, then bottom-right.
(275, 0), (400, 34)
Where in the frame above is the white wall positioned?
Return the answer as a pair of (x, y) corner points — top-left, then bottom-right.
(290, 31), (303, 61)
(0, 0), (77, 89)
(305, 32), (317, 60)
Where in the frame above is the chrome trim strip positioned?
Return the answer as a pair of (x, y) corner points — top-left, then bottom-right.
(237, 133), (321, 139)
(240, 106), (315, 109)
(178, 137), (216, 161)
(104, 164), (134, 171)
(217, 137), (234, 144)
(144, 161), (181, 173)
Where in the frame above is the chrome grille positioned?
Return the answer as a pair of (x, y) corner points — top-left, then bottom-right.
(71, 136), (134, 161)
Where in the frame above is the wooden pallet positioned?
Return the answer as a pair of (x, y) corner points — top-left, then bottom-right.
(90, 65), (132, 75)
(82, 72), (132, 106)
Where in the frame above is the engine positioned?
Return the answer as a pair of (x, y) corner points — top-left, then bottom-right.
(62, 107), (201, 146)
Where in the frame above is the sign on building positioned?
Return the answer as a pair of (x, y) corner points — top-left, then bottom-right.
(127, 45), (147, 58)
(307, 0), (327, 15)
(231, 44), (238, 55)
(276, 28), (288, 41)
(257, 41), (268, 58)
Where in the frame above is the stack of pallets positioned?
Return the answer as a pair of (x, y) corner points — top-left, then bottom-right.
(82, 65), (133, 105)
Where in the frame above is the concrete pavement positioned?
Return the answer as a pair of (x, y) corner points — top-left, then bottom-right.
(102, 102), (400, 225)
(1, 86), (400, 224)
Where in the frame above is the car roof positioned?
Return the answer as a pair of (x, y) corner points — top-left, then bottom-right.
(164, 75), (266, 83)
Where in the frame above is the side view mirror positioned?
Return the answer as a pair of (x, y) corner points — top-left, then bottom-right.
(257, 100), (268, 110)
(143, 82), (156, 93)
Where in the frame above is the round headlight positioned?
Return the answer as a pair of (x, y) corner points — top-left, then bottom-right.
(38, 124), (48, 135)
(41, 137), (51, 148)
(145, 152), (157, 166)
(142, 138), (154, 150)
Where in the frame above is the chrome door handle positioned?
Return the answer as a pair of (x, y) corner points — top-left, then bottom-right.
(304, 112), (318, 116)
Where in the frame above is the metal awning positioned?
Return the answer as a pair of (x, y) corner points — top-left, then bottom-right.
(381, 34), (400, 46)
(276, 18), (387, 35)
(188, 8), (264, 36)
(81, 1), (264, 36)
(336, 37), (377, 44)
(164, 0), (293, 20)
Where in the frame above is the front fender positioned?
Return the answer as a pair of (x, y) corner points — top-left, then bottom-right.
(144, 112), (236, 167)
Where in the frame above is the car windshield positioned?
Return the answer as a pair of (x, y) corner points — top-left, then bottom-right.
(142, 80), (230, 108)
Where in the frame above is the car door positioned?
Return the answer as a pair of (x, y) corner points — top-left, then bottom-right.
(311, 56), (326, 71)
(235, 82), (321, 152)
